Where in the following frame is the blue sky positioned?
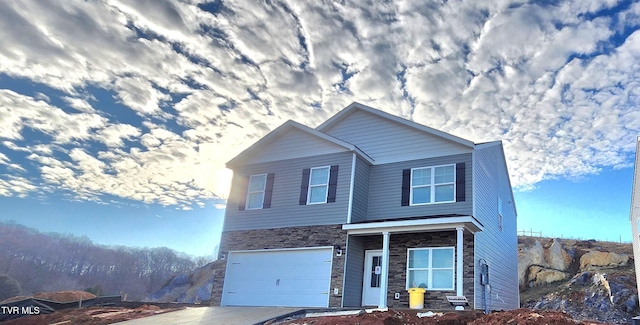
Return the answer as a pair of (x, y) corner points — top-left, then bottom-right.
(1, 0), (639, 257)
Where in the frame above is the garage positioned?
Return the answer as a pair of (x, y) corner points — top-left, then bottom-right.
(221, 247), (333, 307)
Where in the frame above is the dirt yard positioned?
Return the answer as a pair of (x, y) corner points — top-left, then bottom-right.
(1, 291), (183, 325)
(1, 304), (183, 325)
(275, 308), (609, 325)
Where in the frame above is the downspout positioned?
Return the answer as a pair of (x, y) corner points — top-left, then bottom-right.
(346, 153), (356, 224)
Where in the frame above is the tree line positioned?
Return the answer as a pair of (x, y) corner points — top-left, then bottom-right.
(0, 221), (209, 301)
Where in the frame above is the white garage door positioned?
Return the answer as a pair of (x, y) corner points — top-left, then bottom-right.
(221, 247), (333, 307)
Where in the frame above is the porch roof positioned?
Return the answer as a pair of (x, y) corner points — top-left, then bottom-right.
(342, 215), (483, 235)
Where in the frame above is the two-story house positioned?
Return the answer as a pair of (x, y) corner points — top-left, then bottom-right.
(211, 102), (519, 311)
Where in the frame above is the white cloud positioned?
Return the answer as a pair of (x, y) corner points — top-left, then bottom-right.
(1, 0), (639, 207)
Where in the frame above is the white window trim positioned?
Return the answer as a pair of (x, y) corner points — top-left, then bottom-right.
(410, 164), (456, 206)
(245, 173), (267, 210)
(498, 197), (503, 230)
(307, 166), (330, 205)
(406, 247), (455, 291)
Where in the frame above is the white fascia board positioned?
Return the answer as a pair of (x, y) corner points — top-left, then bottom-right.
(318, 102), (475, 148)
(342, 216), (484, 235)
(227, 246), (335, 254)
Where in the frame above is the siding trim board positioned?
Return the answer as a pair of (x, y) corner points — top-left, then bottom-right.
(342, 216), (483, 235)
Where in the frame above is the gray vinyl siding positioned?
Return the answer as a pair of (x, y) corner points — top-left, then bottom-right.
(366, 154), (473, 221)
(350, 156), (371, 223)
(224, 152), (353, 231)
(242, 127), (351, 165)
(323, 109), (471, 164)
(343, 236), (365, 307)
(472, 143), (519, 310)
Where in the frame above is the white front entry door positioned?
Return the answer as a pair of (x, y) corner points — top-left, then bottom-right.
(362, 249), (383, 306)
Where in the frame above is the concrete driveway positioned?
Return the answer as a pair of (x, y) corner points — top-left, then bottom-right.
(113, 306), (303, 325)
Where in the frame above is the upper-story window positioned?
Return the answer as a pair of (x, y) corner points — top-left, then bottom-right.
(410, 164), (455, 205)
(497, 197), (503, 230)
(308, 167), (330, 204)
(402, 163), (465, 207)
(246, 174), (267, 209)
(239, 173), (275, 210)
(299, 165), (339, 205)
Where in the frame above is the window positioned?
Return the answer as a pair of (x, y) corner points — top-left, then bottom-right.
(299, 165), (339, 205)
(239, 173), (274, 210)
(498, 197), (503, 230)
(308, 167), (330, 204)
(410, 164), (455, 205)
(406, 247), (454, 290)
(246, 174), (267, 209)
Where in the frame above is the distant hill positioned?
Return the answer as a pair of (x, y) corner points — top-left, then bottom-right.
(0, 221), (208, 301)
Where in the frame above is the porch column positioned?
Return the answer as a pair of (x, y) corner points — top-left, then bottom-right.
(379, 231), (390, 309)
(455, 227), (464, 310)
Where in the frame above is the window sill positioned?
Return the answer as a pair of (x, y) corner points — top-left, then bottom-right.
(409, 201), (455, 206)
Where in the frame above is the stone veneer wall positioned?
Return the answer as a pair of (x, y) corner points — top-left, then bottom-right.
(211, 225), (346, 307)
(362, 231), (475, 309)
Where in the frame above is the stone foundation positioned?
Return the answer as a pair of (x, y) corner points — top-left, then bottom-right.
(211, 226), (475, 310)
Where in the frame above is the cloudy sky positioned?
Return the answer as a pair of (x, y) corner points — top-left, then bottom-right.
(1, 0), (639, 257)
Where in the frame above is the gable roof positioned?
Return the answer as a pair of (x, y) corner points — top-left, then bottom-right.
(316, 102), (475, 148)
(226, 120), (374, 168)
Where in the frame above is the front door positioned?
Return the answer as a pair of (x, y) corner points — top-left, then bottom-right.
(362, 250), (382, 306)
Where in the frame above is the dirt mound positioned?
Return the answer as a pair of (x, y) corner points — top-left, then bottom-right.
(0, 291), (97, 304)
(0, 296), (33, 304)
(276, 309), (606, 325)
(469, 309), (607, 325)
(0, 304), (182, 325)
(33, 290), (97, 302)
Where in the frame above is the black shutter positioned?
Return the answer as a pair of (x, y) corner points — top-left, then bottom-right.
(263, 173), (275, 208)
(299, 168), (310, 205)
(327, 165), (339, 203)
(401, 169), (411, 206)
(238, 175), (249, 211)
(456, 163), (465, 202)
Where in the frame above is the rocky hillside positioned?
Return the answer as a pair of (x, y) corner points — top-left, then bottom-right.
(145, 260), (224, 303)
(519, 236), (637, 324)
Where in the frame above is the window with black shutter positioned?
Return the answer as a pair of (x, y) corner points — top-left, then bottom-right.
(402, 163), (465, 206)
(300, 165), (339, 205)
(241, 173), (275, 210)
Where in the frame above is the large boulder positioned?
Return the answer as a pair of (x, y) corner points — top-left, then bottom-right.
(527, 266), (569, 287)
(544, 239), (573, 271)
(579, 251), (628, 271)
(519, 239), (572, 288)
(145, 262), (216, 303)
(518, 241), (545, 288)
